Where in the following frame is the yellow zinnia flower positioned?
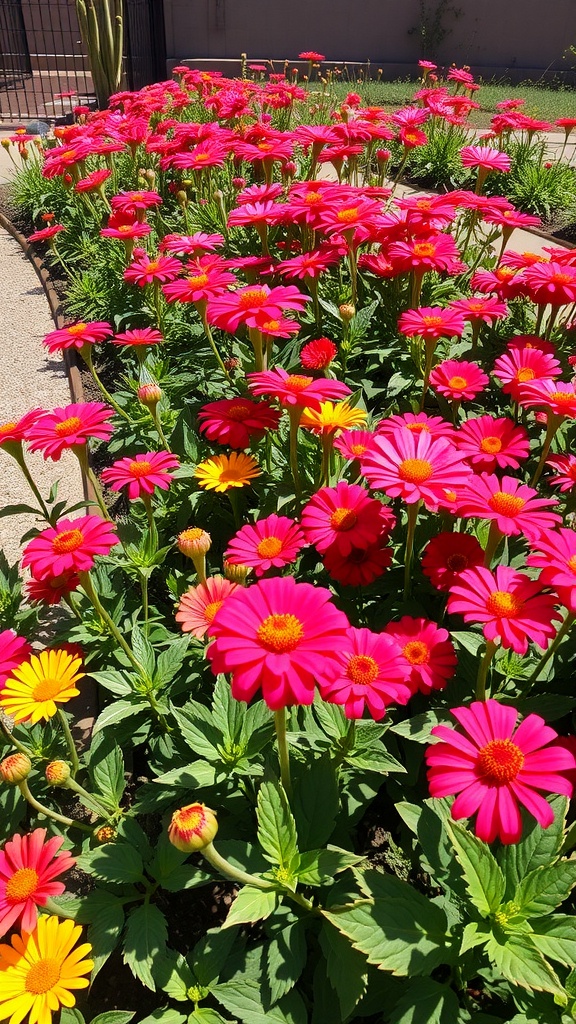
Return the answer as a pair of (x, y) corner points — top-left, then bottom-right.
(0, 915), (93, 1024)
(0, 649), (83, 725)
(299, 400), (367, 436)
(194, 452), (261, 493)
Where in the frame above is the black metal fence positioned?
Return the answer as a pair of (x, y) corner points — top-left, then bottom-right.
(0, 0), (167, 125)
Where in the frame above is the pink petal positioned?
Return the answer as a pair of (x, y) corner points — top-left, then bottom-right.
(509, 780), (555, 828)
(496, 786), (522, 843)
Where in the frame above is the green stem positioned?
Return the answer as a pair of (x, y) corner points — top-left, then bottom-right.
(202, 842), (276, 890)
(524, 613), (575, 690)
(201, 312), (233, 381)
(79, 571), (147, 679)
(86, 465), (113, 521)
(483, 521), (503, 567)
(151, 409), (171, 452)
(11, 450), (51, 521)
(530, 415), (560, 487)
(403, 501), (420, 601)
(81, 350), (131, 421)
(288, 408), (303, 508)
(18, 780), (93, 832)
(65, 775), (116, 815)
(475, 640), (497, 700)
(0, 719), (32, 756)
(141, 572), (149, 633)
(57, 708), (80, 778)
(274, 708), (292, 797)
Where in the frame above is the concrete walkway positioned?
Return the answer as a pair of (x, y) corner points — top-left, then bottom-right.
(0, 228), (83, 566)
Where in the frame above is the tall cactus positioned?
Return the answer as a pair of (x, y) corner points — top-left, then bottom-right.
(76, 0), (124, 109)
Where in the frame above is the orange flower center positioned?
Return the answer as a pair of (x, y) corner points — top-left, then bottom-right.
(448, 375), (468, 389)
(488, 492), (525, 517)
(413, 242), (436, 257)
(261, 319), (280, 332)
(226, 403), (251, 420)
(25, 958), (62, 995)
(330, 507), (358, 530)
(257, 536), (283, 558)
(52, 528), (84, 554)
(421, 315), (444, 327)
(346, 654), (379, 685)
(32, 677), (65, 702)
(285, 374), (313, 392)
(118, 225), (133, 233)
(145, 261), (160, 272)
(188, 273), (209, 287)
(398, 458), (433, 483)
(5, 867), (39, 902)
(477, 738), (524, 784)
(257, 141), (274, 151)
(238, 288), (268, 309)
(550, 391), (575, 405)
(496, 267), (515, 280)
(568, 555), (576, 574)
(350, 443), (367, 455)
(172, 804), (204, 833)
(480, 435), (503, 454)
(406, 422), (429, 433)
(181, 528), (203, 542)
(54, 416), (82, 437)
(550, 272), (572, 285)
(486, 590), (523, 617)
(194, 152), (210, 162)
(403, 640), (430, 665)
(468, 302), (485, 311)
(67, 323), (87, 335)
(204, 599), (224, 623)
(128, 460), (152, 477)
(257, 612), (304, 652)
(446, 553), (470, 572)
(337, 207), (359, 223)
(0, 421), (17, 435)
(304, 191), (323, 204)
(516, 367), (535, 382)
(416, 199), (432, 209)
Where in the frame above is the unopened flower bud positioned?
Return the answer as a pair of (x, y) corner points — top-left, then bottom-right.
(376, 148), (391, 163)
(45, 760), (71, 786)
(1, 140), (10, 151)
(176, 190), (188, 207)
(168, 802), (218, 852)
(0, 753), (32, 784)
(177, 528), (211, 557)
(21, 148), (29, 160)
(95, 825), (117, 843)
(223, 560), (251, 584)
(223, 357), (239, 372)
(138, 382), (162, 409)
(339, 303), (356, 322)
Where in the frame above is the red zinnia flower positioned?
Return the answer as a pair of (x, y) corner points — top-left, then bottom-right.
(26, 403), (114, 462)
(426, 700), (575, 843)
(224, 514), (306, 577)
(318, 627), (411, 720)
(101, 451), (180, 500)
(458, 473), (561, 542)
(176, 576), (238, 639)
(0, 630), (32, 690)
(384, 617), (457, 694)
(322, 540), (393, 587)
(247, 367), (350, 411)
(207, 576), (350, 709)
(197, 398), (280, 448)
(455, 415), (530, 472)
(24, 573), (80, 606)
(421, 532), (484, 592)
(300, 337), (338, 369)
(429, 359), (489, 402)
(22, 515), (119, 579)
(362, 430), (471, 511)
(301, 481), (390, 557)
(28, 225), (65, 244)
(43, 321), (113, 354)
(0, 828), (76, 936)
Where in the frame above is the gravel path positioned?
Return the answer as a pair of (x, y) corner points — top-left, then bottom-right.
(0, 228), (83, 567)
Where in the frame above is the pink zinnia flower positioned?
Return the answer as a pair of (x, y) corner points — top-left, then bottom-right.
(74, 169), (112, 193)
(429, 359), (489, 402)
(493, 344), (561, 402)
(43, 321), (113, 354)
(460, 145), (511, 171)
(197, 398), (280, 449)
(22, 515), (119, 580)
(471, 265), (527, 301)
(527, 528), (576, 612)
(110, 190), (162, 214)
(450, 296), (508, 324)
(100, 213), (151, 240)
(160, 232), (224, 256)
(362, 430), (471, 511)
(398, 306), (465, 340)
(206, 576), (350, 709)
(162, 256), (236, 304)
(0, 410), (43, 450)
(225, 514), (306, 577)
(447, 564), (561, 654)
(421, 532), (484, 592)
(546, 454), (576, 492)
(301, 482), (391, 556)
(277, 249), (341, 281)
(388, 234), (462, 275)
(124, 251), (181, 287)
(26, 403), (114, 462)
(206, 284), (309, 334)
(458, 473), (561, 541)
(318, 627), (411, 720)
(0, 630), (32, 690)
(28, 225), (65, 244)
(523, 262), (576, 306)
(0, 828), (76, 936)
(247, 367), (350, 411)
(112, 327), (163, 347)
(384, 617), (457, 694)
(426, 700), (575, 843)
(333, 429), (377, 461)
(101, 451), (179, 500)
(518, 379), (576, 420)
(176, 576), (238, 639)
(455, 415), (530, 472)
(376, 411), (455, 442)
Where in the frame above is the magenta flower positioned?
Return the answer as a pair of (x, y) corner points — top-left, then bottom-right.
(429, 359), (489, 402)
(362, 430), (471, 510)
(224, 514), (306, 577)
(301, 481), (390, 557)
(458, 473), (561, 541)
(0, 630), (32, 690)
(455, 415), (530, 473)
(26, 403), (115, 461)
(43, 321), (113, 354)
(523, 262), (576, 306)
(546, 454), (576, 492)
(206, 284), (309, 334)
(247, 367), (351, 411)
(318, 627), (411, 720)
(398, 306), (466, 340)
(460, 145), (511, 171)
(124, 251), (181, 287)
(384, 616), (457, 694)
(421, 532), (485, 592)
(426, 700), (575, 843)
(101, 451), (180, 500)
(22, 515), (119, 579)
(112, 327), (164, 347)
(527, 527), (576, 612)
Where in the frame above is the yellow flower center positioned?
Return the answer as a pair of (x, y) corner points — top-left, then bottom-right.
(25, 958), (62, 994)
(257, 141), (274, 151)
(480, 435), (503, 454)
(346, 654), (379, 685)
(477, 738), (524, 784)
(516, 367), (535, 382)
(204, 600), (223, 623)
(486, 590), (522, 616)
(67, 323), (87, 335)
(336, 207), (359, 223)
(0, 421), (17, 435)
(52, 528), (84, 554)
(413, 242), (436, 257)
(568, 555), (576, 574)
(403, 640), (429, 665)
(54, 416), (82, 437)
(416, 199), (432, 209)
(550, 391), (575, 404)
(238, 288), (268, 309)
(257, 613), (304, 652)
(350, 443), (367, 455)
(188, 273), (209, 287)
(194, 152), (210, 162)
(497, 267), (515, 280)
(305, 191), (322, 204)
(398, 458), (433, 483)
(421, 315), (444, 328)
(181, 527), (204, 542)
(128, 460), (152, 477)
(448, 375), (468, 389)
(32, 677), (65, 702)
(256, 536), (283, 558)
(285, 374), (313, 392)
(5, 867), (39, 902)
(488, 492), (525, 517)
(330, 507), (358, 530)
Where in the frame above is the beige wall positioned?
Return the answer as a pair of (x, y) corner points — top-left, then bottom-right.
(163, 0), (576, 79)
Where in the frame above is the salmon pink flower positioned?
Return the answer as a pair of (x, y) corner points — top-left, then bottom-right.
(426, 700), (575, 843)
(527, 528), (576, 612)
(455, 415), (530, 472)
(458, 473), (561, 541)
(398, 306), (465, 340)
(429, 359), (489, 402)
(447, 565), (561, 654)
(421, 532), (484, 592)
(101, 451), (180, 500)
(176, 576), (238, 639)
(0, 828), (75, 936)
(43, 321), (113, 354)
(198, 398), (280, 448)
(546, 454), (576, 492)
(318, 627), (411, 720)
(323, 541), (393, 587)
(362, 430), (471, 510)
(225, 514), (305, 577)
(26, 403), (114, 462)
(74, 169), (112, 193)
(207, 284), (309, 333)
(0, 631), (32, 690)
(22, 515), (119, 579)
(300, 337), (338, 369)
(384, 617), (457, 694)
(247, 367), (350, 410)
(207, 576), (350, 709)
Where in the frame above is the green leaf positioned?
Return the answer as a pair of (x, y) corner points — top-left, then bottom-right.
(223, 886), (279, 929)
(486, 932), (566, 1001)
(460, 920), (491, 955)
(499, 796), (568, 897)
(88, 733), (125, 807)
(267, 918), (307, 1003)
(214, 979), (307, 1024)
(515, 861), (576, 918)
(81, 891), (125, 981)
(149, 831), (211, 892)
(131, 623), (156, 677)
(257, 780), (299, 876)
(123, 903), (168, 991)
(171, 704), (222, 760)
(188, 1012), (232, 1024)
(76, 844), (144, 885)
(293, 755), (339, 849)
(297, 847), (364, 886)
(344, 747), (406, 774)
(91, 1014), (135, 1024)
(319, 921), (367, 1019)
(155, 636), (189, 688)
(138, 1012), (186, 1024)
(390, 710), (445, 744)
(152, 762), (216, 789)
(93, 699), (149, 733)
(389, 978), (462, 1024)
(60, 1010), (85, 1024)
(153, 951), (195, 1001)
(192, 926), (240, 988)
(529, 914), (576, 967)
(446, 821), (505, 916)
